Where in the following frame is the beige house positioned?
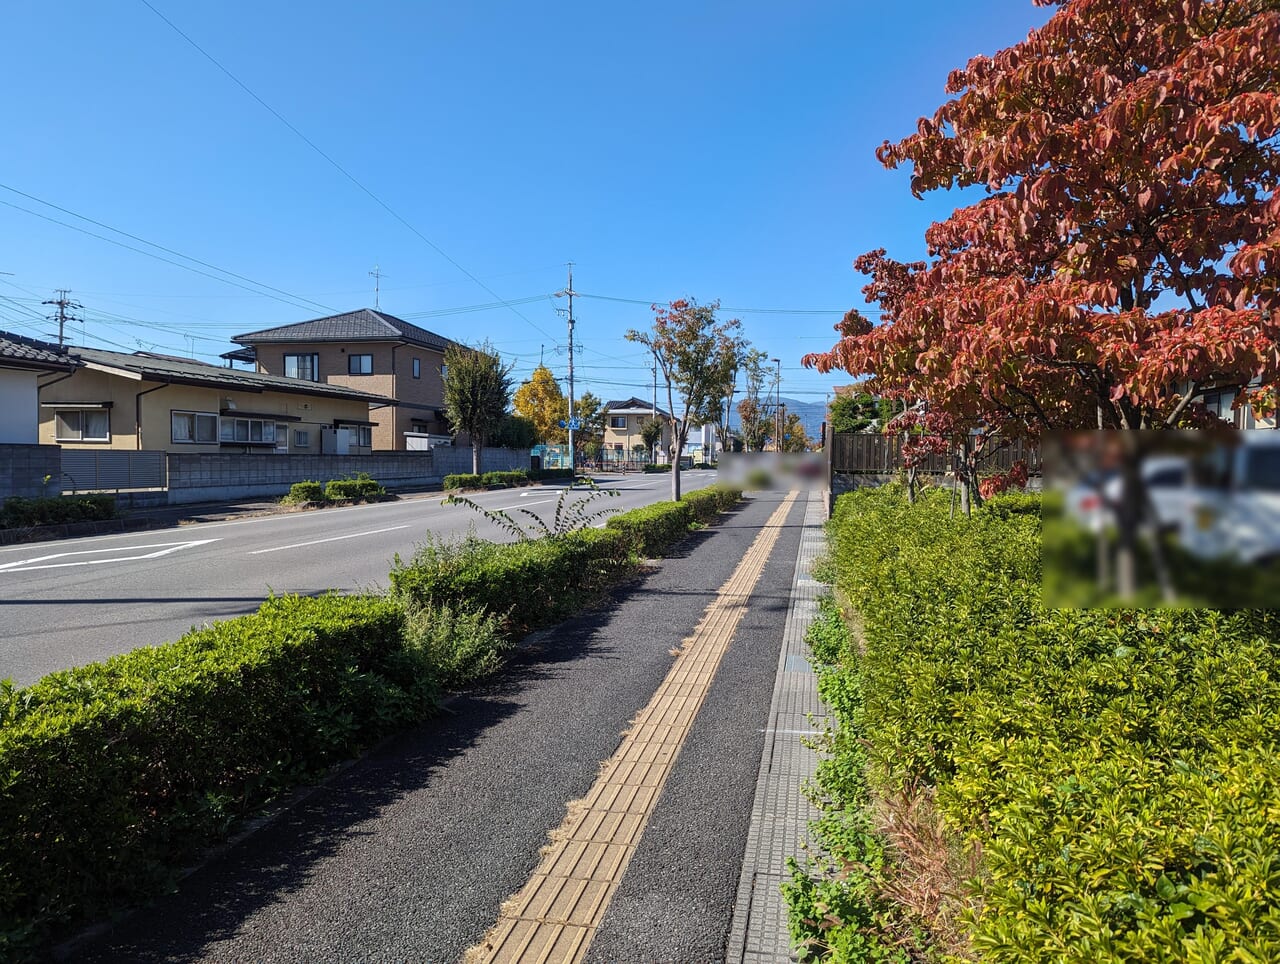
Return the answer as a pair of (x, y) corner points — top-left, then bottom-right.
(38, 346), (391, 455)
(231, 309), (456, 450)
(602, 397), (672, 461)
(1, 331), (76, 444)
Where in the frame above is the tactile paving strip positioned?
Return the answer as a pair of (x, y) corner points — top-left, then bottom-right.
(468, 492), (800, 964)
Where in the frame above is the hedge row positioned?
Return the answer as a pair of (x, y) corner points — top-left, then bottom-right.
(2, 482), (743, 954)
(603, 484), (743, 557)
(283, 473), (386, 504)
(788, 486), (1280, 961)
(1, 495), (116, 530)
(0, 595), (429, 954)
(442, 469), (549, 490)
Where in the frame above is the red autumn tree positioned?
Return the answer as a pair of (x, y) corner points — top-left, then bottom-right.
(805, 0), (1280, 500)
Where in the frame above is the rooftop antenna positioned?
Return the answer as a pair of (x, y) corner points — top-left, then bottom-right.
(369, 263), (386, 310)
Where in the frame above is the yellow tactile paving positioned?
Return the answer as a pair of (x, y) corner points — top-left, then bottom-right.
(467, 492), (798, 964)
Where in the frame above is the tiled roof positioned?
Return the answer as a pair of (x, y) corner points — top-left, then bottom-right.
(605, 396), (669, 417)
(232, 308), (455, 351)
(71, 346), (393, 404)
(0, 330), (76, 370)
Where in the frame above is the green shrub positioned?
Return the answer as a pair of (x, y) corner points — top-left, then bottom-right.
(480, 470), (530, 488)
(443, 473), (483, 490)
(794, 486), (1280, 960)
(606, 501), (693, 557)
(282, 480), (325, 504)
(0, 594), (431, 951)
(642, 463), (672, 473)
(681, 484), (742, 524)
(323, 472), (386, 501)
(0, 494), (116, 529)
(402, 603), (508, 690)
(389, 528), (635, 637)
(745, 468), (772, 490)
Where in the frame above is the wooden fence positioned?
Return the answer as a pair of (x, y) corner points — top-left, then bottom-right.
(830, 433), (1041, 476)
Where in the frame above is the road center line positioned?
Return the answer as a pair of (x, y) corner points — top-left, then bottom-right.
(247, 525), (411, 555)
(468, 491), (799, 963)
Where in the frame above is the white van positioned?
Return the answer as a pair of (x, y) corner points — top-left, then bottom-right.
(1180, 432), (1280, 564)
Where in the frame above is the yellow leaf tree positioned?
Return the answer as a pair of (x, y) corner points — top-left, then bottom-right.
(513, 365), (568, 444)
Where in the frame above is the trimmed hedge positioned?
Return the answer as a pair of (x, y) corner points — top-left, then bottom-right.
(283, 480), (324, 503)
(0, 594), (431, 951)
(606, 501), (693, 557)
(481, 469), (529, 488)
(1, 495), (116, 529)
(324, 474), (386, 501)
(389, 528), (636, 636)
(642, 463), (672, 473)
(443, 473), (483, 490)
(788, 485), (1280, 961)
(681, 484), (741, 524)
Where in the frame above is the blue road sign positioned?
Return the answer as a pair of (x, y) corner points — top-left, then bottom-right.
(567, 417), (582, 431)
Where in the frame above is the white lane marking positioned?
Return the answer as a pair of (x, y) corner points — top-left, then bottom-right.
(489, 498), (557, 511)
(0, 539), (220, 573)
(248, 525), (410, 555)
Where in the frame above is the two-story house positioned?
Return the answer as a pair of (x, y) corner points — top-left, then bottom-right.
(602, 397), (672, 462)
(231, 308), (456, 450)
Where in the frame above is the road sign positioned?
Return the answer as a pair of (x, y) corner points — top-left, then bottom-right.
(567, 417), (582, 431)
(557, 419), (567, 428)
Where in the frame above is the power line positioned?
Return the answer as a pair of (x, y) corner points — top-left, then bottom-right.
(575, 292), (880, 315)
(139, 0), (557, 341)
(0, 194), (334, 314)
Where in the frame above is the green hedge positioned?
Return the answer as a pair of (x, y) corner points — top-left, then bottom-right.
(443, 473), (483, 490)
(481, 469), (530, 488)
(0, 495), (116, 529)
(324, 474), (386, 501)
(681, 484), (742, 523)
(788, 486), (1280, 960)
(0, 594), (431, 951)
(606, 501), (693, 557)
(642, 463), (672, 473)
(282, 480), (325, 503)
(389, 528), (635, 636)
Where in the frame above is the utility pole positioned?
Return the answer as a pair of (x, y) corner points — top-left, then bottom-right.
(555, 263), (577, 477)
(43, 289), (83, 347)
(771, 357), (781, 451)
(369, 264), (386, 310)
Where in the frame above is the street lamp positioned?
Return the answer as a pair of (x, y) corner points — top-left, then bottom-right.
(771, 357), (781, 452)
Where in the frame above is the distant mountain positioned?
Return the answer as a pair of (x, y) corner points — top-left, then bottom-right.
(726, 395), (827, 444)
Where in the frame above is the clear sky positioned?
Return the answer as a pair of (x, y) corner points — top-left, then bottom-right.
(1, 1), (1052, 405)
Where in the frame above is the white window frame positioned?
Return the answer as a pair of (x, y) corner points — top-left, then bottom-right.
(412, 357), (421, 379)
(171, 410), (218, 445)
(609, 415), (627, 430)
(358, 425), (373, 447)
(284, 352), (320, 381)
(348, 353), (373, 375)
(56, 409), (111, 442)
(293, 429), (310, 448)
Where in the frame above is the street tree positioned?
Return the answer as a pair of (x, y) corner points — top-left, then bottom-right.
(780, 413), (810, 452)
(639, 415), (664, 463)
(627, 299), (743, 500)
(736, 349), (775, 452)
(512, 365), (568, 444)
(829, 388), (894, 434)
(443, 340), (514, 475)
(802, 0), (1280, 588)
(573, 392), (606, 461)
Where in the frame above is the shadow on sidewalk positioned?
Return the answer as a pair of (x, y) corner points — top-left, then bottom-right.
(67, 575), (653, 962)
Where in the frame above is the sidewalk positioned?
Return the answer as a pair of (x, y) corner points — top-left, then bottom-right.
(69, 490), (808, 963)
(728, 491), (829, 962)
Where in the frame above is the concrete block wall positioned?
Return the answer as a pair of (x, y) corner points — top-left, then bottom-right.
(164, 447), (530, 505)
(0, 444), (62, 499)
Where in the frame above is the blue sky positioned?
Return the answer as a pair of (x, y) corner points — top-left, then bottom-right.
(1, 1), (1052, 405)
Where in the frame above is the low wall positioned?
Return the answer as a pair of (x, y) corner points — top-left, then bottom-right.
(0, 444), (62, 499)
(164, 447), (530, 505)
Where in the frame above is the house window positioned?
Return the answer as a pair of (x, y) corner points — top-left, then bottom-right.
(171, 411), (218, 444)
(56, 409), (110, 442)
(219, 417), (276, 445)
(440, 364), (448, 381)
(348, 353), (373, 375)
(609, 416), (627, 430)
(284, 353), (320, 381)
(293, 430), (310, 448)
(359, 425), (372, 447)
(412, 357), (421, 379)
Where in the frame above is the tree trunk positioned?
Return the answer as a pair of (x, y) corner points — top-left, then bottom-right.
(472, 438), (482, 475)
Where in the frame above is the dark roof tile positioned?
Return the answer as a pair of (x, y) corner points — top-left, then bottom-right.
(0, 330), (76, 370)
(232, 309), (454, 351)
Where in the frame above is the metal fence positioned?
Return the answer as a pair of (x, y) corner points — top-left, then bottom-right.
(61, 450), (167, 492)
(830, 433), (1041, 476)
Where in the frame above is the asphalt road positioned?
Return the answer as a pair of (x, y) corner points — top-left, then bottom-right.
(0, 472), (720, 686)
(66, 490), (804, 963)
